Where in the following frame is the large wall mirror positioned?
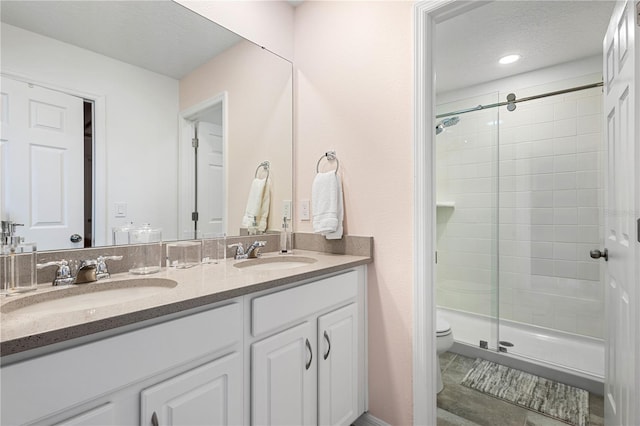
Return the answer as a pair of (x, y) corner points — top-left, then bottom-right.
(0, 0), (293, 251)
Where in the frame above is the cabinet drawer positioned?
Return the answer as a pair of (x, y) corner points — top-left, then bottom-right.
(252, 271), (357, 337)
(1, 302), (241, 426)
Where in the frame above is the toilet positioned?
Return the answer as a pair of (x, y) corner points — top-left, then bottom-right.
(436, 314), (454, 393)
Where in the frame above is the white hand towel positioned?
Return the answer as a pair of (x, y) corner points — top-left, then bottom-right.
(242, 178), (270, 232)
(324, 174), (343, 240)
(312, 172), (343, 239)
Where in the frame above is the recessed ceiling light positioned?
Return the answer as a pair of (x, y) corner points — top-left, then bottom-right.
(499, 54), (521, 65)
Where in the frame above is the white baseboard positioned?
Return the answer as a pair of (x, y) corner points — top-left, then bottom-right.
(353, 412), (391, 426)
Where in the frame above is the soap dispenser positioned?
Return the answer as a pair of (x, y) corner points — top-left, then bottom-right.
(280, 217), (292, 254)
(0, 220), (37, 294)
(248, 216), (258, 236)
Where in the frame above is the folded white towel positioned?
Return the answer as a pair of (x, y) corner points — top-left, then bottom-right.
(242, 178), (270, 232)
(312, 172), (343, 239)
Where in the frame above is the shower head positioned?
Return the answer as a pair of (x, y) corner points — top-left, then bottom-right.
(435, 116), (460, 135)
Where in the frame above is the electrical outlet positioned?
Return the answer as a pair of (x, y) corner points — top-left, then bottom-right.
(282, 200), (292, 220)
(299, 199), (310, 221)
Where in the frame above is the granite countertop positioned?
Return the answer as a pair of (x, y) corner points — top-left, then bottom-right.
(0, 250), (371, 357)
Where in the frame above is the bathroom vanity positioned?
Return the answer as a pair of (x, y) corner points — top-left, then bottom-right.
(0, 250), (370, 426)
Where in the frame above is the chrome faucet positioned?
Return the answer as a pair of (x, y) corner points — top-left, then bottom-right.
(228, 241), (267, 260)
(37, 255), (123, 286)
(1, 220), (24, 246)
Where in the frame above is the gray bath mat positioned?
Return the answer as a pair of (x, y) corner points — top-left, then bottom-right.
(461, 358), (589, 426)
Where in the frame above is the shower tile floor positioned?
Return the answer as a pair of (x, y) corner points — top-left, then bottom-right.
(437, 353), (605, 426)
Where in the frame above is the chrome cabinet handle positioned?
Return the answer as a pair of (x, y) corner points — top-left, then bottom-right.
(151, 411), (159, 426)
(305, 338), (312, 370)
(323, 331), (331, 360)
(590, 248), (608, 261)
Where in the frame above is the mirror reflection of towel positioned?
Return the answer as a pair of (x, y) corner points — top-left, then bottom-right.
(312, 172), (343, 239)
(242, 178), (270, 232)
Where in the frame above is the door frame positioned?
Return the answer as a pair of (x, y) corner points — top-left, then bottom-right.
(178, 92), (228, 238)
(0, 71), (107, 246)
(413, 1), (503, 424)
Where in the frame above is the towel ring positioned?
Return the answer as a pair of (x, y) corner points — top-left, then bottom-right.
(254, 161), (270, 179)
(316, 151), (339, 174)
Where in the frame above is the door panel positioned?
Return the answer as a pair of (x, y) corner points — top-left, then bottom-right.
(198, 121), (224, 236)
(0, 77), (84, 250)
(251, 322), (316, 426)
(140, 353), (243, 426)
(318, 304), (358, 426)
(54, 403), (116, 426)
(602, 1), (639, 424)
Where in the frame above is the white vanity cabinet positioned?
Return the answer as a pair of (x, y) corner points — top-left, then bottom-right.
(0, 264), (368, 426)
(0, 301), (243, 426)
(249, 268), (366, 426)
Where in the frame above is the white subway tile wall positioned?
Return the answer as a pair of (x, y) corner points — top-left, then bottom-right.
(436, 78), (604, 339)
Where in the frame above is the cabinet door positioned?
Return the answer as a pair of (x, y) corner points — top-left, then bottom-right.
(318, 304), (358, 426)
(251, 322), (316, 426)
(54, 403), (116, 426)
(141, 352), (242, 426)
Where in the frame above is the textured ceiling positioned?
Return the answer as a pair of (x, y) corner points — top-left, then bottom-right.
(435, 1), (616, 93)
(0, 1), (243, 79)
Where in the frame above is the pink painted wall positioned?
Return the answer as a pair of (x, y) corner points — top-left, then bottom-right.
(294, 2), (415, 424)
(180, 40), (293, 235)
(176, 0), (294, 61)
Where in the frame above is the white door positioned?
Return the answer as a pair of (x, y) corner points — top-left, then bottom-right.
(251, 322), (316, 426)
(602, 2), (640, 425)
(318, 304), (358, 426)
(198, 121), (225, 236)
(0, 77), (84, 250)
(140, 353), (243, 426)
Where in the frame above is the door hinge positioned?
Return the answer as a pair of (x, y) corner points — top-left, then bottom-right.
(192, 211), (199, 221)
(637, 218), (639, 242)
(192, 137), (199, 148)
(435, 251), (438, 264)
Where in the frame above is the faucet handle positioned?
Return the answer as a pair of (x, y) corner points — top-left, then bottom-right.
(228, 242), (244, 252)
(96, 255), (123, 280)
(37, 260), (75, 286)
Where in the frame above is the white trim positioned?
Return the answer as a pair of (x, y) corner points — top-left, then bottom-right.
(353, 412), (391, 426)
(413, 1), (485, 425)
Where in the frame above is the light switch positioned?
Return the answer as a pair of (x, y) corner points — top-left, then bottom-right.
(283, 200), (292, 220)
(299, 199), (310, 221)
(115, 202), (127, 218)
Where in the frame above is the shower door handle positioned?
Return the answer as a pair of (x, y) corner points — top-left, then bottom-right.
(590, 248), (608, 261)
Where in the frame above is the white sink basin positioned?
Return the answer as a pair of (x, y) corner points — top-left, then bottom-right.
(1, 278), (177, 316)
(233, 256), (317, 271)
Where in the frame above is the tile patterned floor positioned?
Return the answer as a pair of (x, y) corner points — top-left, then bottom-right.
(437, 353), (605, 426)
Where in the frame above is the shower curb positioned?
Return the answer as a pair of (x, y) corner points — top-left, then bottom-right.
(450, 341), (604, 396)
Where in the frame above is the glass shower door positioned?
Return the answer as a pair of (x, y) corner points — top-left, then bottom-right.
(435, 92), (500, 351)
(495, 82), (605, 378)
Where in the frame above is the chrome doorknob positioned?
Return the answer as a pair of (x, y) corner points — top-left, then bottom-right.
(70, 234), (83, 243)
(590, 248), (608, 261)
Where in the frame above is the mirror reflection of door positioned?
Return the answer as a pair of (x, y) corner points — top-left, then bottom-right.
(196, 121), (224, 237)
(180, 96), (226, 239)
(1, 76), (90, 250)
